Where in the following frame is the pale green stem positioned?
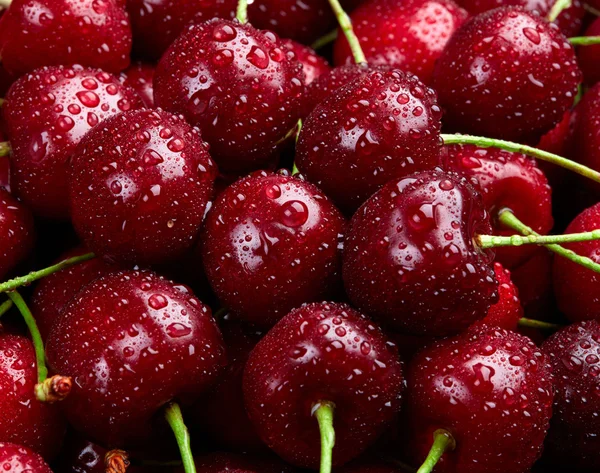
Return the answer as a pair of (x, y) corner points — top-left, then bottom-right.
(326, 0), (366, 64)
(236, 0), (248, 24)
(0, 299), (13, 317)
(477, 230), (600, 249)
(165, 402), (196, 473)
(518, 318), (563, 331)
(548, 0), (572, 21)
(314, 401), (335, 473)
(312, 29), (338, 50)
(569, 36), (600, 46)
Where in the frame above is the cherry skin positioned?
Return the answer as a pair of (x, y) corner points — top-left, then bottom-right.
(432, 7), (581, 142)
(0, 188), (35, 280)
(45, 270), (226, 447)
(69, 108), (217, 266)
(334, 0), (468, 85)
(296, 68), (442, 214)
(343, 170), (497, 336)
(119, 62), (156, 108)
(201, 171), (346, 327)
(0, 0), (131, 77)
(405, 325), (553, 473)
(0, 332), (66, 461)
(475, 262), (523, 331)
(282, 39), (330, 86)
(440, 144), (553, 269)
(578, 18), (600, 87)
(3, 65), (144, 220)
(243, 302), (404, 468)
(541, 320), (600, 471)
(0, 443), (53, 473)
(570, 82), (600, 190)
(154, 19), (304, 175)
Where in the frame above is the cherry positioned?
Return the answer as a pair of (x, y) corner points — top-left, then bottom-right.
(0, 0), (131, 77)
(0, 188), (34, 280)
(343, 170), (498, 336)
(578, 18), (600, 86)
(333, 0), (468, 85)
(282, 39), (331, 86)
(570, 84), (600, 192)
(432, 7), (581, 142)
(243, 302), (404, 469)
(189, 452), (292, 473)
(0, 332), (65, 460)
(541, 320), (600, 471)
(119, 62), (155, 108)
(405, 325), (553, 473)
(153, 19), (305, 175)
(3, 65), (144, 220)
(511, 247), (555, 319)
(201, 171), (346, 327)
(69, 108), (217, 265)
(0, 442), (53, 473)
(475, 262), (523, 330)
(296, 68), (442, 214)
(45, 270), (226, 449)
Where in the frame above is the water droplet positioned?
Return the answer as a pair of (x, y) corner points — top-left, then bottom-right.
(148, 294), (168, 309)
(247, 46), (269, 69)
(166, 323), (192, 338)
(76, 90), (100, 108)
(265, 184), (281, 199)
(522, 27), (541, 45)
(143, 149), (164, 166)
(212, 24), (237, 42)
(280, 200), (309, 227)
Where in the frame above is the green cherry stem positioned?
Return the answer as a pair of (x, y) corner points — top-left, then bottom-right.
(236, 0), (248, 24)
(518, 318), (563, 331)
(0, 0), (11, 9)
(0, 299), (13, 317)
(0, 142), (11, 157)
(477, 230), (600, 249)
(416, 429), (456, 473)
(548, 0), (572, 21)
(0, 252), (95, 293)
(165, 402), (197, 473)
(569, 36), (600, 46)
(584, 3), (600, 16)
(313, 401), (336, 473)
(312, 29), (339, 50)
(326, 0), (366, 64)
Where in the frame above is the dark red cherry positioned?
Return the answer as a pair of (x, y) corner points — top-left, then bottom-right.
(45, 270), (226, 447)
(579, 18), (600, 86)
(69, 108), (217, 265)
(187, 452), (292, 473)
(282, 39), (330, 86)
(542, 320), (600, 471)
(202, 171), (346, 327)
(0, 442), (53, 473)
(441, 144), (553, 269)
(3, 66), (144, 220)
(244, 302), (404, 468)
(475, 262), (523, 331)
(433, 7), (581, 142)
(0, 332), (66, 460)
(570, 83), (600, 190)
(343, 170), (497, 336)
(0, 0), (131, 77)
(0, 188), (34, 279)
(511, 248), (554, 319)
(334, 0), (468, 85)
(405, 325), (553, 473)
(154, 19), (304, 175)
(296, 68), (442, 214)
(119, 62), (155, 108)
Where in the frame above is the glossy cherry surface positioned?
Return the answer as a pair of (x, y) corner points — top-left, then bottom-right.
(405, 325), (553, 473)
(578, 18), (600, 87)
(0, 0), (131, 77)
(282, 39), (330, 86)
(202, 171), (346, 327)
(570, 83), (600, 191)
(296, 68), (442, 214)
(0, 188), (35, 280)
(45, 270), (226, 447)
(4, 66), (144, 220)
(511, 247), (554, 319)
(0, 442), (53, 473)
(154, 19), (304, 175)
(475, 262), (522, 331)
(119, 62), (155, 108)
(244, 302), (404, 468)
(343, 170), (497, 336)
(69, 109), (217, 265)
(432, 7), (581, 142)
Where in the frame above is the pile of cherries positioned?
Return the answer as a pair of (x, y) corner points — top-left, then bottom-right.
(1, 0), (600, 472)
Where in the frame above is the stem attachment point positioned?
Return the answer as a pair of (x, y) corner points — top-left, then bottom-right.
(35, 375), (73, 402)
(105, 450), (130, 473)
(313, 400), (336, 473)
(416, 429), (456, 473)
(0, 142), (10, 158)
(165, 402), (196, 473)
(236, 0), (248, 24)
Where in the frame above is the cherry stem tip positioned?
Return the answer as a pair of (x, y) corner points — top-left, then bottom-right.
(326, 0), (366, 64)
(0, 142), (10, 158)
(518, 318), (563, 331)
(105, 450), (130, 473)
(35, 375), (72, 402)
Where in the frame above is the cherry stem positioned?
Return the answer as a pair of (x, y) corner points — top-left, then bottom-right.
(0, 0), (11, 9)
(569, 36), (600, 45)
(0, 252), (95, 293)
(313, 401), (336, 473)
(326, 0), (366, 64)
(518, 318), (563, 331)
(477, 229), (600, 249)
(498, 210), (600, 274)
(165, 402), (196, 473)
(0, 98), (5, 107)
(548, 0), (572, 21)
(441, 134), (600, 184)
(236, 0), (248, 24)
(416, 429), (456, 473)
(0, 142), (10, 158)
(584, 3), (600, 16)
(312, 29), (338, 50)
(0, 299), (13, 317)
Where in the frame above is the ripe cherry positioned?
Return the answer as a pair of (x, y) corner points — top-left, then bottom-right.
(202, 171), (346, 327)
(511, 248), (555, 319)
(0, 188), (34, 280)
(69, 109), (217, 265)
(3, 65), (144, 220)
(343, 170), (498, 336)
(244, 302), (404, 469)
(282, 39), (331, 86)
(570, 82), (600, 191)
(578, 18), (600, 86)
(475, 262), (523, 331)
(433, 7), (581, 142)
(119, 62), (155, 108)
(296, 68), (442, 214)
(405, 325), (553, 473)
(190, 452), (292, 473)
(0, 0), (131, 77)
(0, 442), (53, 473)
(154, 19), (304, 175)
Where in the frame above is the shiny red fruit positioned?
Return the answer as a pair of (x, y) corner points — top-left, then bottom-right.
(282, 39), (330, 86)
(0, 442), (53, 473)
(343, 170), (497, 336)
(433, 7), (581, 142)
(119, 62), (155, 108)
(244, 302), (404, 468)
(46, 270), (226, 447)
(0, 188), (34, 279)
(0, 0), (131, 77)
(69, 109), (217, 265)
(406, 326), (554, 473)
(476, 262), (523, 330)
(334, 0), (468, 85)
(511, 248), (554, 319)
(3, 66), (144, 220)
(202, 171), (346, 327)
(154, 19), (304, 175)
(570, 82), (600, 189)
(296, 68), (442, 214)
(579, 18), (600, 86)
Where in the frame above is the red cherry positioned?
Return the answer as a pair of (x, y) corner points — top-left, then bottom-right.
(333, 0), (468, 85)
(570, 83), (600, 190)
(45, 270), (226, 447)
(202, 171), (346, 327)
(475, 262), (523, 330)
(511, 248), (554, 319)
(343, 170), (498, 336)
(69, 109), (217, 265)
(579, 18), (600, 86)
(433, 7), (581, 142)
(119, 62), (155, 108)
(405, 326), (553, 473)
(154, 19), (305, 175)
(243, 302), (404, 468)
(296, 68), (442, 214)
(282, 39), (331, 86)
(3, 66), (144, 220)
(0, 0), (131, 77)
(0, 442), (53, 473)
(0, 188), (34, 280)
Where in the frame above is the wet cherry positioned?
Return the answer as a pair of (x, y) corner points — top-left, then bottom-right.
(282, 39), (331, 86)
(0, 188), (35, 280)
(119, 62), (155, 108)
(511, 248), (555, 319)
(570, 82), (600, 191)
(578, 18), (600, 86)
(475, 262), (523, 331)
(0, 442), (53, 473)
